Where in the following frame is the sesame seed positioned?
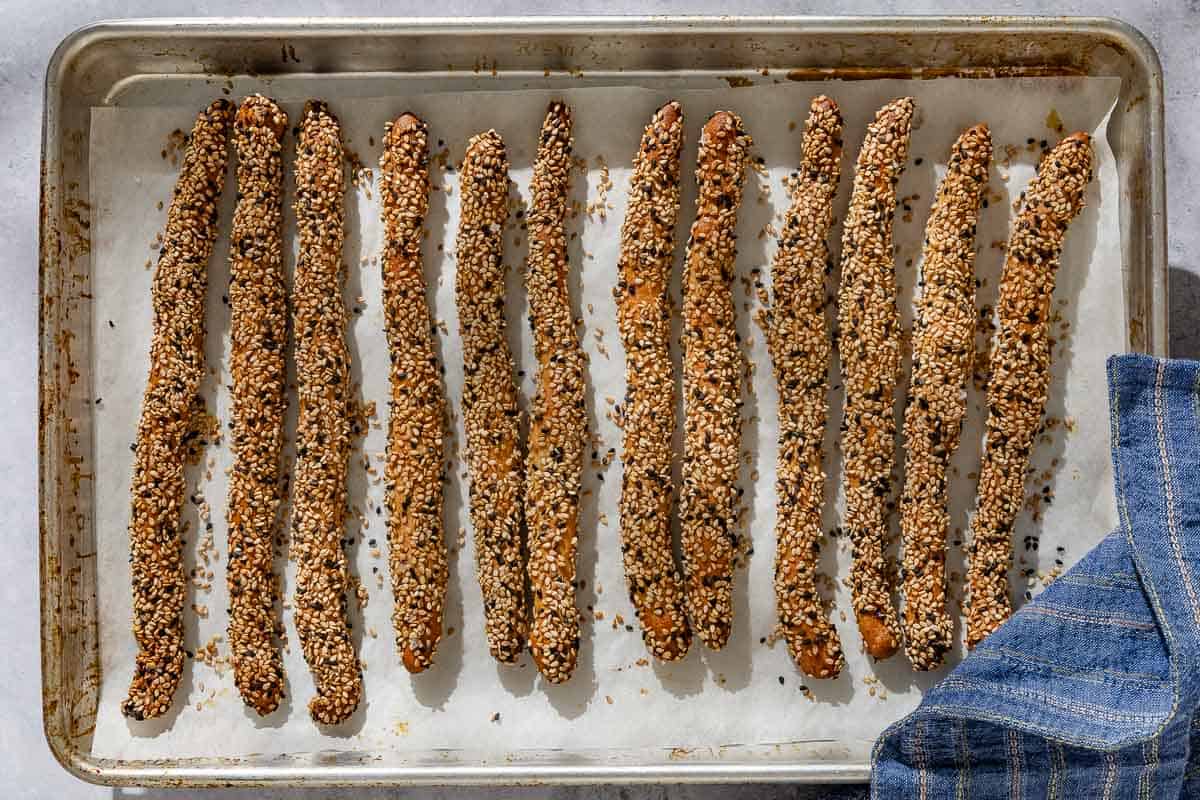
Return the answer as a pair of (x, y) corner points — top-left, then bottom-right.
(456, 128), (529, 664)
(290, 100), (364, 725)
(899, 122), (992, 671)
(525, 102), (588, 684)
(122, 98), (234, 723)
(965, 132), (1093, 649)
(766, 96), (846, 680)
(224, 94), (289, 716)
(379, 111), (449, 675)
(680, 110), (752, 652)
(615, 101), (692, 663)
(837, 97), (914, 661)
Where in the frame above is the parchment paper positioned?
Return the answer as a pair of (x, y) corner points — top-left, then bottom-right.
(88, 77), (1123, 763)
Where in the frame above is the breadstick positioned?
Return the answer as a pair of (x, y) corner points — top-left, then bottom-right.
(225, 94), (289, 715)
(615, 100), (692, 662)
(290, 101), (363, 724)
(900, 124), (992, 670)
(456, 130), (529, 664)
(767, 96), (846, 679)
(837, 97), (913, 661)
(121, 98), (233, 721)
(680, 110), (751, 652)
(525, 102), (588, 683)
(966, 133), (1093, 649)
(379, 112), (448, 674)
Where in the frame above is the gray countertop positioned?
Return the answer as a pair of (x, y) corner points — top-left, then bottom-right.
(5, 2), (1196, 798)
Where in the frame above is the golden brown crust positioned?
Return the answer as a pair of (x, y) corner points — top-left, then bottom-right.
(122, 98), (233, 721)
(226, 94), (289, 715)
(615, 100), (692, 662)
(456, 130), (530, 664)
(680, 110), (752, 652)
(380, 112), (449, 674)
(525, 101), (588, 683)
(966, 133), (1094, 649)
(900, 123), (992, 671)
(837, 97), (914, 661)
(290, 100), (364, 724)
(767, 96), (846, 679)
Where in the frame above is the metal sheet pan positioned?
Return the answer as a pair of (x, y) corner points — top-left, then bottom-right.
(39, 16), (1166, 787)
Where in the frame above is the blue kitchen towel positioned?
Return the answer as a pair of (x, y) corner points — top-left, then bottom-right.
(871, 354), (1200, 799)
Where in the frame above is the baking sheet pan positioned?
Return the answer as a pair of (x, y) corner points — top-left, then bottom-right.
(39, 17), (1166, 787)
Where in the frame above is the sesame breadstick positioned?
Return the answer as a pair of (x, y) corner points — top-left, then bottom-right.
(900, 124), (992, 671)
(290, 101), (363, 724)
(615, 100), (691, 662)
(456, 130), (529, 664)
(121, 98), (233, 721)
(766, 96), (846, 679)
(225, 95), (289, 715)
(966, 133), (1093, 649)
(525, 102), (588, 683)
(379, 112), (448, 674)
(680, 110), (752, 652)
(837, 97), (914, 661)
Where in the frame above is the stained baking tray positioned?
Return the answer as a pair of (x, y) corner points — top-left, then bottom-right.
(39, 16), (1166, 787)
